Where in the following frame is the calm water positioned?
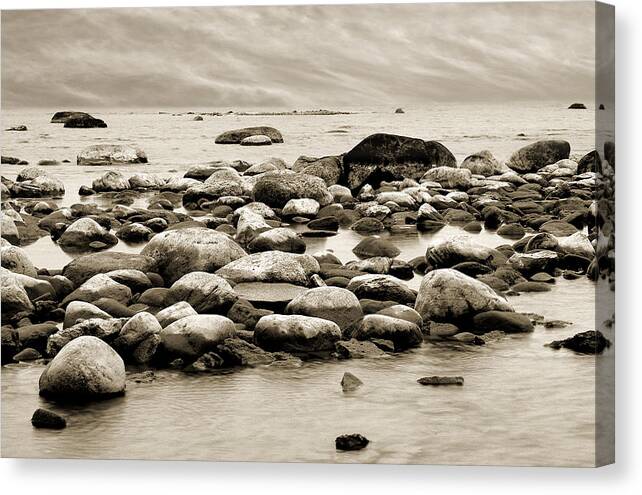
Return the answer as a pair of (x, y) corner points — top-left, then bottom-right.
(1, 103), (606, 465)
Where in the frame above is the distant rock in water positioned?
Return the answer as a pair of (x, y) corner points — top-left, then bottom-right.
(568, 103), (587, 109)
(64, 114), (107, 128)
(240, 135), (272, 146)
(599, 104), (605, 110)
(51, 111), (87, 123)
(342, 133), (456, 189)
(506, 140), (570, 173)
(215, 126), (283, 144)
(5, 125), (27, 131)
(395, 108), (405, 114)
(77, 144), (148, 166)
(336, 433), (369, 451)
(547, 330), (611, 354)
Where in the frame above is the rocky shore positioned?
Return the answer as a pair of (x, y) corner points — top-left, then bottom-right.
(1, 127), (614, 439)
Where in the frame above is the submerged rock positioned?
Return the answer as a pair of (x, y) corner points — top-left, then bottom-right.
(39, 336), (126, 399)
(417, 376), (464, 386)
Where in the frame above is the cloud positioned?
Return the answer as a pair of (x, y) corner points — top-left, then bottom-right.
(1, 2), (596, 109)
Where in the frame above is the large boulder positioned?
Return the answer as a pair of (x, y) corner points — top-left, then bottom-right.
(507, 140), (571, 173)
(141, 227), (246, 284)
(346, 274), (416, 305)
(216, 251), (319, 285)
(215, 126), (283, 144)
(352, 314), (423, 351)
(39, 336), (126, 399)
(160, 314), (236, 359)
(254, 314), (341, 352)
(342, 133), (456, 189)
(62, 252), (157, 286)
(77, 144), (147, 166)
(292, 155), (343, 186)
(414, 269), (513, 323)
(164, 272), (238, 313)
(285, 287), (363, 330)
(57, 217), (118, 249)
(252, 171), (332, 208)
(426, 237), (507, 269)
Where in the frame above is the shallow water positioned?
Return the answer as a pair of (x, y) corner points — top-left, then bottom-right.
(1, 103), (605, 465)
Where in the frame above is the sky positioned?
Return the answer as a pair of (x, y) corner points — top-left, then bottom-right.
(1, 2), (597, 109)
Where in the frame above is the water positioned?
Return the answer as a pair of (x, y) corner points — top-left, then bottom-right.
(1, 103), (604, 465)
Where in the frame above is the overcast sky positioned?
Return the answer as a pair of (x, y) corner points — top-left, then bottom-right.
(1, 2), (596, 109)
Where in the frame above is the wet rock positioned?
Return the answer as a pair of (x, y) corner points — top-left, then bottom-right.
(417, 376), (464, 386)
(428, 322), (460, 338)
(471, 311), (534, 334)
(77, 144), (147, 166)
(352, 236), (400, 258)
(452, 332), (485, 345)
(227, 299), (273, 329)
(232, 282), (307, 307)
(215, 126), (283, 144)
(342, 133), (455, 189)
(216, 337), (276, 366)
(352, 314), (423, 351)
(165, 272), (237, 313)
(141, 227), (246, 284)
(113, 312), (162, 357)
(63, 301), (111, 328)
(247, 227), (306, 254)
(507, 140), (571, 173)
(507, 251), (558, 277)
(539, 220), (578, 237)
(115, 223), (154, 243)
(160, 314), (237, 359)
(31, 408), (67, 429)
(1, 243), (37, 277)
(155, 301), (198, 328)
(415, 269), (513, 324)
(6, 124), (27, 131)
(497, 223), (525, 239)
(347, 274), (416, 305)
(13, 347), (42, 361)
(47, 318), (125, 357)
(426, 237), (506, 269)
(335, 339), (387, 359)
(254, 314), (341, 352)
(341, 371), (363, 391)
(511, 281), (552, 292)
(292, 155), (343, 186)
(92, 171), (130, 192)
(17, 323), (58, 353)
(216, 251), (319, 286)
(351, 217), (385, 233)
(286, 287), (363, 330)
(547, 330), (611, 354)
(62, 274), (132, 306)
(184, 352), (225, 372)
(253, 170), (332, 208)
(568, 103), (587, 109)
(39, 336), (126, 399)
(530, 272), (555, 283)
(58, 217), (118, 250)
(336, 433), (369, 451)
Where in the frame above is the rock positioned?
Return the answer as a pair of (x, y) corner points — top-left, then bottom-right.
(160, 315), (237, 359)
(63, 301), (111, 328)
(395, 108), (405, 114)
(377, 305), (422, 326)
(2, 327), (20, 364)
(352, 314), (423, 351)
(216, 251), (318, 286)
(216, 337), (275, 366)
(13, 347), (42, 361)
(46, 318), (125, 356)
(254, 314), (341, 352)
(342, 133), (455, 189)
(507, 251), (558, 276)
(141, 227), (246, 284)
(507, 140), (571, 173)
(1, 244), (37, 277)
(461, 150), (505, 176)
(51, 111), (94, 123)
(415, 269), (513, 324)
(8, 174), (65, 198)
(417, 376), (464, 386)
(286, 287), (363, 330)
(347, 274), (416, 305)
(164, 272), (237, 313)
(547, 330), (611, 354)
(240, 135), (272, 146)
(452, 332), (485, 345)
(1, 276), (34, 319)
(539, 220), (578, 237)
(31, 408), (67, 429)
(6, 125), (27, 131)
(1, 213), (20, 244)
(155, 301), (198, 328)
(227, 299), (273, 329)
(184, 352), (225, 372)
(233, 282), (307, 306)
(497, 223), (525, 238)
(39, 336), (126, 399)
(62, 252), (157, 286)
(568, 103), (587, 109)
(352, 236), (400, 258)
(105, 269), (152, 293)
(341, 371), (363, 391)
(92, 171), (130, 191)
(215, 126), (283, 144)
(335, 339), (386, 359)
(336, 433), (369, 451)
(292, 155), (343, 186)
(16, 323), (58, 353)
(557, 232), (595, 258)
(1, 155), (23, 164)
(64, 114), (107, 128)
(511, 281), (552, 292)
(471, 311), (534, 334)
(234, 209), (271, 245)
(425, 237), (506, 269)
(421, 166), (472, 189)
(77, 144), (147, 166)
(282, 198), (320, 218)
(113, 312), (162, 356)
(247, 228), (306, 254)
(62, 274), (131, 306)
(253, 170), (332, 208)
(351, 218), (385, 233)
(58, 217), (118, 249)
(577, 150), (601, 174)
(428, 322), (460, 338)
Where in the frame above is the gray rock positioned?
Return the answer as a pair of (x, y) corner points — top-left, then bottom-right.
(155, 301), (198, 328)
(164, 272), (237, 313)
(62, 274), (132, 306)
(77, 144), (147, 166)
(352, 314), (423, 351)
(507, 140), (571, 173)
(160, 314), (236, 359)
(215, 126), (283, 144)
(216, 251), (319, 285)
(341, 371), (363, 391)
(58, 218), (118, 249)
(63, 300), (111, 328)
(254, 314), (341, 352)
(285, 287), (363, 330)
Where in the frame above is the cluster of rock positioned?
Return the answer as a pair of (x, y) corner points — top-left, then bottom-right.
(1, 134), (614, 405)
